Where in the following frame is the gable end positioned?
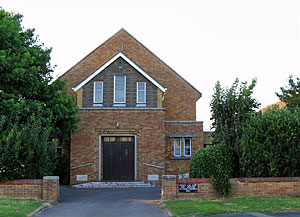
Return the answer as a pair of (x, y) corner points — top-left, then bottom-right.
(72, 52), (166, 93)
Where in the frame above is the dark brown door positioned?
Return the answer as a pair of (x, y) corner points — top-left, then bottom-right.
(103, 137), (134, 181)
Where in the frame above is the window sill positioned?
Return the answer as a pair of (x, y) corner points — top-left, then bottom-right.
(93, 103), (103, 107)
(169, 156), (191, 160)
(113, 103), (126, 107)
(136, 103), (146, 107)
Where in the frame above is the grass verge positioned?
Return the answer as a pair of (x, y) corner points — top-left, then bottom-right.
(0, 198), (45, 217)
(163, 197), (300, 216)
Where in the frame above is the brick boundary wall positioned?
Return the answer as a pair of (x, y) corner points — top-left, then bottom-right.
(0, 176), (59, 201)
(161, 175), (300, 200)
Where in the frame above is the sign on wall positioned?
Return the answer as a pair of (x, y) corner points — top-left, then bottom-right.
(76, 175), (88, 182)
(179, 184), (198, 193)
(148, 174), (159, 181)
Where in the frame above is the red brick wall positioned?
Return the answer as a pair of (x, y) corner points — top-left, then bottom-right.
(231, 177), (300, 197)
(165, 122), (204, 175)
(0, 177), (59, 201)
(70, 109), (166, 184)
(61, 29), (201, 121)
(0, 179), (42, 199)
(162, 177), (300, 200)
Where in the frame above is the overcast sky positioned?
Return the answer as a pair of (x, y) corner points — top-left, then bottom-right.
(2, 0), (299, 130)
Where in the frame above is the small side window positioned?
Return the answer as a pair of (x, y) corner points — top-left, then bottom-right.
(56, 142), (62, 156)
(174, 138), (181, 157)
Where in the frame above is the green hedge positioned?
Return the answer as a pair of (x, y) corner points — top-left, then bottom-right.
(240, 107), (300, 177)
(189, 144), (233, 196)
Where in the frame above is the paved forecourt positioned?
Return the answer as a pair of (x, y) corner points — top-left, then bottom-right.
(37, 187), (168, 217)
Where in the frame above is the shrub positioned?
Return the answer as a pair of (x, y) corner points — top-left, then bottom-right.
(189, 144), (233, 196)
(0, 112), (56, 181)
(240, 107), (300, 177)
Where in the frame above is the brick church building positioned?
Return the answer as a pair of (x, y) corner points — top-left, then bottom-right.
(61, 29), (205, 184)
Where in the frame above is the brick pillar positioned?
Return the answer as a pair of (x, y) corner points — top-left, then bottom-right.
(161, 175), (177, 200)
(43, 176), (59, 201)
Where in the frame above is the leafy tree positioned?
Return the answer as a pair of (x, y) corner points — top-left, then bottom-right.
(210, 78), (260, 177)
(0, 8), (78, 181)
(240, 107), (300, 177)
(276, 76), (300, 110)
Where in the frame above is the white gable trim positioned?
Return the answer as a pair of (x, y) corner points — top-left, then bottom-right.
(72, 52), (166, 93)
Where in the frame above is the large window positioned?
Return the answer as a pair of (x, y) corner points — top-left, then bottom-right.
(174, 138), (181, 157)
(184, 138), (191, 156)
(136, 82), (146, 104)
(93, 81), (103, 104)
(114, 76), (126, 103)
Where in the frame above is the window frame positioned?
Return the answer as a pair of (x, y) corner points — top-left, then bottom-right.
(93, 81), (103, 104)
(55, 140), (63, 156)
(136, 82), (146, 104)
(174, 138), (181, 157)
(184, 138), (192, 157)
(114, 75), (126, 104)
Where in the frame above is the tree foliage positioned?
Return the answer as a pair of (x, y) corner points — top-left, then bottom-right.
(210, 78), (260, 176)
(240, 107), (300, 177)
(0, 8), (78, 181)
(189, 144), (233, 196)
(276, 76), (300, 110)
(0, 107), (56, 180)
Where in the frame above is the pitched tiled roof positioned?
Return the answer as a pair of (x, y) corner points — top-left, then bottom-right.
(260, 101), (286, 112)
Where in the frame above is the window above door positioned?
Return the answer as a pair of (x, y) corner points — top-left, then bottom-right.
(114, 75), (126, 105)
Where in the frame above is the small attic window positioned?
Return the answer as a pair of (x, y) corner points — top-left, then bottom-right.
(93, 81), (103, 104)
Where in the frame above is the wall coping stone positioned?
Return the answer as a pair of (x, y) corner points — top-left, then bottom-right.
(236, 177), (300, 183)
(178, 178), (212, 184)
(43, 176), (59, 180)
(162, 175), (177, 179)
(174, 177), (300, 184)
(0, 179), (42, 185)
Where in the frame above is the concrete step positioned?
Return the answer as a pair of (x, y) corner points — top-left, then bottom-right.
(72, 182), (154, 188)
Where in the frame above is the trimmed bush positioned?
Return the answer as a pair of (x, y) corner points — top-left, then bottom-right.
(189, 144), (233, 196)
(0, 112), (56, 181)
(240, 107), (300, 177)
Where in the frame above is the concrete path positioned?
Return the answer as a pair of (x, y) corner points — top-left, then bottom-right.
(36, 187), (168, 217)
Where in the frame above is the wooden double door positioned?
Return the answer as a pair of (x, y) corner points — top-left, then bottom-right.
(103, 136), (134, 181)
